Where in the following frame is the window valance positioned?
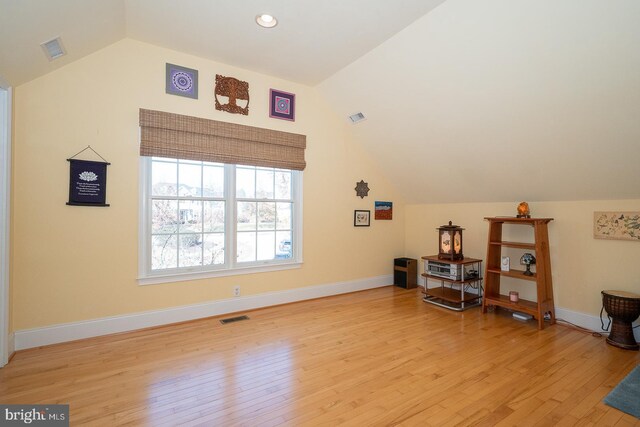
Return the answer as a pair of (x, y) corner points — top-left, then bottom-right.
(139, 108), (306, 170)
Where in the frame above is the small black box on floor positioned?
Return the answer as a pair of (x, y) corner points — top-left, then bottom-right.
(394, 258), (417, 289)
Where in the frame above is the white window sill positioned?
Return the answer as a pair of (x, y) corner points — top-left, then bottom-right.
(138, 261), (303, 286)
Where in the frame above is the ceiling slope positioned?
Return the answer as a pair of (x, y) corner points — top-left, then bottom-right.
(0, 0), (126, 86)
(124, 0), (446, 85)
(319, 0), (640, 203)
(0, 0), (445, 86)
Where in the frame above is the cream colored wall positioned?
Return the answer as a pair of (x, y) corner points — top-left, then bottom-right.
(406, 200), (640, 316)
(12, 39), (406, 330)
(319, 0), (640, 204)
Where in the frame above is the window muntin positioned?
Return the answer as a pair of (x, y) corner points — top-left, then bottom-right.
(142, 157), (300, 280)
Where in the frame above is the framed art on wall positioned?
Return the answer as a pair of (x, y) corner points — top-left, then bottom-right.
(594, 211), (640, 241)
(166, 63), (198, 99)
(354, 210), (370, 227)
(374, 201), (392, 220)
(269, 89), (295, 121)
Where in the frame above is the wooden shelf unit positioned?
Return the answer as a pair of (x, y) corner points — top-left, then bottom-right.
(482, 217), (555, 329)
(422, 256), (483, 311)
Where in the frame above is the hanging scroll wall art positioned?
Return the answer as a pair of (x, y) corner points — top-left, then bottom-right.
(215, 74), (250, 115)
(66, 146), (110, 207)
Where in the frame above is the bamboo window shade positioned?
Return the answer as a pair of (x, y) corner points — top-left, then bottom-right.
(139, 109), (306, 170)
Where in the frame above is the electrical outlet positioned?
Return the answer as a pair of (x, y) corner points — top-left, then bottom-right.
(233, 286), (241, 297)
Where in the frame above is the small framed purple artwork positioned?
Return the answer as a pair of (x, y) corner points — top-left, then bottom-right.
(166, 63), (198, 99)
(269, 89), (295, 121)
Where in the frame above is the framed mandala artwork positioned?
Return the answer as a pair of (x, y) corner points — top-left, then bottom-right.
(269, 89), (295, 121)
(166, 63), (198, 99)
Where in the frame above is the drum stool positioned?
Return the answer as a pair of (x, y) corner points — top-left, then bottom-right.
(601, 290), (640, 351)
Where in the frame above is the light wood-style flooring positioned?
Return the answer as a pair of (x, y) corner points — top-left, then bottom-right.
(1, 287), (639, 426)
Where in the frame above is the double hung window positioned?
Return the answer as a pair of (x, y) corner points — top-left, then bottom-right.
(140, 157), (301, 283)
(138, 109), (305, 283)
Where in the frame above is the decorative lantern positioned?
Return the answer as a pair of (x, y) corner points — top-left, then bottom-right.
(437, 221), (464, 261)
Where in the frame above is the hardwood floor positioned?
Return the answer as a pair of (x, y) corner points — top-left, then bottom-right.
(1, 286), (639, 426)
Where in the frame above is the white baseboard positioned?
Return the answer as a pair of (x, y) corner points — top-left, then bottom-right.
(14, 275), (392, 350)
(1, 332), (13, 367)
(555, 306), (640, 341)
(15, 281), (640, 351)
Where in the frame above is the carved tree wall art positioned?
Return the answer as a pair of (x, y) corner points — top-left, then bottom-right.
(215, 74), (250, 115)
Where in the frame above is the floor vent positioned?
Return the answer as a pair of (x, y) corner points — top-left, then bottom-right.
(220, 315), (249, 324)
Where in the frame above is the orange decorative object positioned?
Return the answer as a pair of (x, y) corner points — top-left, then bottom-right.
(517, 202), (530, 218)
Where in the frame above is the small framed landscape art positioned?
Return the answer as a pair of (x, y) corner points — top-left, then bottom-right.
(269, 89), (295, 121)
(166, 63), (198, 99)
(354, 210), (370, 227)
(375, 201), (392, 220)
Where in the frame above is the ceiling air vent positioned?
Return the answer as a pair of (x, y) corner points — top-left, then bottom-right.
(348, 112), (366, 124)
(40, 37), (66, 61)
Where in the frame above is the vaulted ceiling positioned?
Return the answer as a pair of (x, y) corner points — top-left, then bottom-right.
(0, 0), (445, 86)
(320, 0), (640, 203)
(1, 0), (639, 204)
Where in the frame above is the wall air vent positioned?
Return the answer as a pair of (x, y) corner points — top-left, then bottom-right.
(348, 112), (366, 124)
(40, 37), (66, 61)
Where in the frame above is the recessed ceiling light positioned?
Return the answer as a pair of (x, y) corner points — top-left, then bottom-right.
(256, 14), (278, 28)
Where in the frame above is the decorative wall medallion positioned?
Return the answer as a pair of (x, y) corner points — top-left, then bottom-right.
(269, 89), (295, 121)
(355, 180), (370, 198)
(166, 63), (198, 99)
(215, 74), (249, 115)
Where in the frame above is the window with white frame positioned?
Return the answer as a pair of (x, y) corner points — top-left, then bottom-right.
(236, 165), (295, 263)
(140, 157), (302, 282)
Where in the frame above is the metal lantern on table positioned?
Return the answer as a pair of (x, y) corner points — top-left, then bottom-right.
(437, 221), (464, 261)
